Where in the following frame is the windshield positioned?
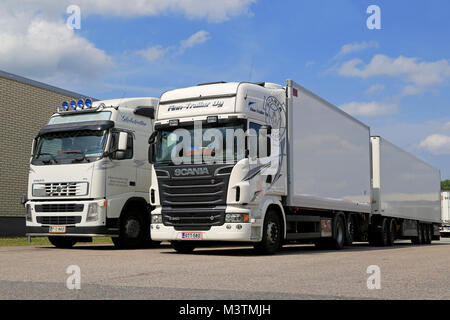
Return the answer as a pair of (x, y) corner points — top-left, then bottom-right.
(156, 121), (246, 165)
(33, 130), (108, 164)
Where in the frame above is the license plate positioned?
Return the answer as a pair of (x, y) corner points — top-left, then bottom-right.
(181, 232), (203, 240)
(49, 225), (66, 233)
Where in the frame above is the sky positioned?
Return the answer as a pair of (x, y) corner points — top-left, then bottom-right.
(1, 0), (450, 178)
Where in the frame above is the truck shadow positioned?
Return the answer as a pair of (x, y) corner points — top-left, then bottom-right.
(37, 243), (173, 251)
(163, 241), (450, 257)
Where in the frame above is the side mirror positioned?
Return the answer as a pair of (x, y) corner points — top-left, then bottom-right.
(115, 151), (126, 160)
(148, 131), (157, 144)
(117, 132), (128, 152)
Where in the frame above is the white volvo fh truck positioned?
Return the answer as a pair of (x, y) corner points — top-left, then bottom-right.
(24, 97), (159, 248)
(148, 80), (441, 254)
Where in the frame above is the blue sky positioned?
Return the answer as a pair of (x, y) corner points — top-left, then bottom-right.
(1, 0), (450, 178)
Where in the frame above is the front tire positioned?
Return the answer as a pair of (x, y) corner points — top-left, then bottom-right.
(253, 210), (282, 255)
(113, 207), (149, 249)
(48, 236), (77, 249)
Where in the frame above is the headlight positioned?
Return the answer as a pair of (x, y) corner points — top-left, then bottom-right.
(225, 213), (249, 223)
(32, 184), (47, 197)
(25, 204), (32, 222)
(152, 214), (162, 224)
(86, 203), (99, 222)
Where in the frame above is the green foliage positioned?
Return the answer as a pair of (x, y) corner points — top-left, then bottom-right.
(441, 180), (450, 191)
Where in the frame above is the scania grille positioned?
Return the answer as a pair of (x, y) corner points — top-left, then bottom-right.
(158, 176), (229, 206)
(35, 204), (84, 213)
(36, 216), (82, 225)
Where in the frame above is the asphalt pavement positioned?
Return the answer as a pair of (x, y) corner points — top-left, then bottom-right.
(0, 238), (449, 299)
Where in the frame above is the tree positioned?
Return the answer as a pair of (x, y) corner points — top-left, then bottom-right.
(441, 180), (450, 191)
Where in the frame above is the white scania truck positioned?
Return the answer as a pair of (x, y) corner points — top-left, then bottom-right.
(25, 97), (159, 248)
(148, 80), (441, 254)
(441, 191), (450, 237)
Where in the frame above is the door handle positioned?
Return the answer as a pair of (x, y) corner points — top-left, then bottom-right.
(129, 181), (136, 186)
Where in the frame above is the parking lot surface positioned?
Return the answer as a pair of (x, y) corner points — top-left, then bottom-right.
(0, 239), (449, 299)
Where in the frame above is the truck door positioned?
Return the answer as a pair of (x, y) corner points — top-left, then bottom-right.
(105, 130), (137, 217)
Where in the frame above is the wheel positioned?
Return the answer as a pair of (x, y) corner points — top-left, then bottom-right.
(369, 218), (389, 247)
(113, 207), (149, 249)
(387, 219), (396, 246)
(253, 210), (282, 254)
(171, 241), (196, 253)
(379, 218), (390, 246)
(48, 236), (77, 248)
(330, 216), (345, 250)
(344, 215), (356, 246)
(412, 223), (423, 245)
(424, 224), (432, 244)
(420, 224), (427, 244)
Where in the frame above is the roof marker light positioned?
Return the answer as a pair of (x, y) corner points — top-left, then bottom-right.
(61, 101), (68, 111)
(77, 99), (84, 108)
(69, 100), (76, 110)
(85, 99), (92, 108)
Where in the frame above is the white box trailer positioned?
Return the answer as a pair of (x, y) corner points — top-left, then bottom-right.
(286, 81), (371, 214)
(441, 191), (450, 236)
(370, 136), (441, 242)
(371, 136), (441, 222)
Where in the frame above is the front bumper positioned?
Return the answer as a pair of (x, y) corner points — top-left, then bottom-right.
(150, 223), (257, 242)
(25, 199), (116, 237)
(26, 226), (118, 237)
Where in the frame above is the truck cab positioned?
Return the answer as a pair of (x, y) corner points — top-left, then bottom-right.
(149, 82), (288, 253)
(25, 97), (159, 248)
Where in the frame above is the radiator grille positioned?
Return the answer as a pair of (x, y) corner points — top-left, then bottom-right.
(35, 204), (84, 213)
(36, 216), (82, 225)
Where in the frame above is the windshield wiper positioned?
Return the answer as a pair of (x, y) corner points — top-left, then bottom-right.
(70, 151), (90, 163)
(37, 153), (58, 164)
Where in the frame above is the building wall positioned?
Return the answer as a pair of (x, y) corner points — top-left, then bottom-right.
(0, 75), (86, 218)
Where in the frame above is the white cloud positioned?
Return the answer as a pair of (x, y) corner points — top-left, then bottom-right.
(419, 134), (450, 155)
(179, 30), (211, 53)
(137, 30), (211, 62)
(338, 55), (450, 94)
(335, 41), (379, 59)
(2, 0), (257, 23)
(443, 122), (450, 130)
(135, 46), (168, 62)
(305, 61), (315, 67)
(365, 84), (385, 95)
(339, 101), (398, 117)
(0, 6), (112, 79)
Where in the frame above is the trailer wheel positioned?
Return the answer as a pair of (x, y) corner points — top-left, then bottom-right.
(369, 218), (389, 247)
(48, 236), (77, 249)
(253, 210), (282, 255)
(412, 223), (423, 245)
(171, 241), (196, 253)
(424, 225), (432, 244)
(420, 224), (427, 245)
(330, 216), (345, 250)
(387, 219), (396, 246)
(345, 215), (356, 246)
